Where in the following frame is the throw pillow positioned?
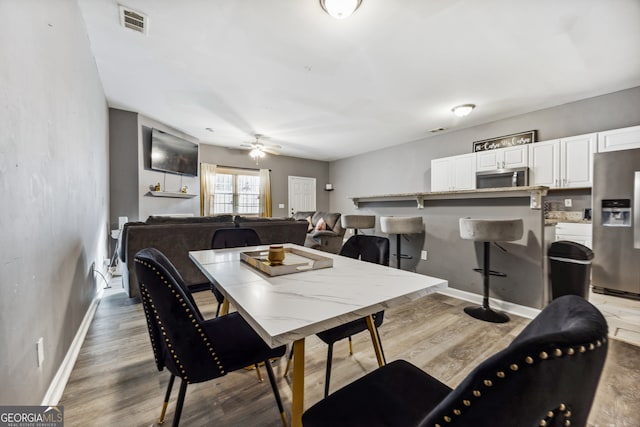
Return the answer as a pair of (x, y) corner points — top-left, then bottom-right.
(305, 216), (314, 232)
(315, 217), (327, 231)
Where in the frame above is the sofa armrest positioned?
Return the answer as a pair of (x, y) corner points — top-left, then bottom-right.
(310, 230), (340, 238)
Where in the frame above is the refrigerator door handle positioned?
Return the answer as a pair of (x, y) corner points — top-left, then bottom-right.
(635, 171), (640, 249)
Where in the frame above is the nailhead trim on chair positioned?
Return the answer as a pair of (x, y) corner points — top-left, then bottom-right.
(431, 337), (607, 427)
(136, 259), (226, 382)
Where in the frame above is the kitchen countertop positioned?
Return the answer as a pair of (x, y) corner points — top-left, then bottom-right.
(545, 219), (592, 225)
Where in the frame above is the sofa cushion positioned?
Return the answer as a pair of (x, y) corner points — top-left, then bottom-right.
(146, 215), (234, 224)
(315, 217), (327, 231)
(312, 212), (340, 231)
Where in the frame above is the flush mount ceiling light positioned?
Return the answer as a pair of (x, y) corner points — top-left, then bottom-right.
(320, 0), (363, 19)
(451, 104), (476, 117)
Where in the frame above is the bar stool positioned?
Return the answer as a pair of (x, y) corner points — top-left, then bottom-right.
(341, 215), (376, 235)
(459, 218), (523, 323)
(380, 216), (423, 270)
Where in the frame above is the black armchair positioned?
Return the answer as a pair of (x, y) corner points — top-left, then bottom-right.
(209, 227), (262, 316)
(302, 294), (609, 427)
(135, 248), (287, 427)
(286, 235), (391, 398)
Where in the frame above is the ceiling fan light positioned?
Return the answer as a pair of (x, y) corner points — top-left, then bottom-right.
(249, 148), (265, 159)
(451, 104), (476, 117)
(320, 0), (362, 19)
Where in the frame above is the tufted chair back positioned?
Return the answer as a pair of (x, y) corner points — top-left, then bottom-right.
(340, 235), (390, 266)
(419, 295), (608, 427)
(135, 248), (226, 384)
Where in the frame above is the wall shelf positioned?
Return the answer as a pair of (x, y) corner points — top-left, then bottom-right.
(147, 191), (197, 199)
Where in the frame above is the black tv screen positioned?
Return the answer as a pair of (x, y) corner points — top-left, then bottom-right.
(150, 128), (199, 177)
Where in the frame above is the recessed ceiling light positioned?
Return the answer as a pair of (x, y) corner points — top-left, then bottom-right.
(451, 104), (476, 117)
(205, 127), (215, 133)
(429, 127), (447, 133)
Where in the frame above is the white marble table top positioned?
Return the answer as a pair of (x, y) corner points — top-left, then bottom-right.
(189, 244), (448, 348)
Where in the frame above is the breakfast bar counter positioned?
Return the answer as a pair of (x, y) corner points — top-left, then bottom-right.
(347, 186), (554, 311)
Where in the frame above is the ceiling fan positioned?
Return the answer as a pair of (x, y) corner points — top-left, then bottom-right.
(239, 134), (281, 164)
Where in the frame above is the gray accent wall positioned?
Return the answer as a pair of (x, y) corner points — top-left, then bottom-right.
(329, 87), (640, 306)
(0, 1), (109, 404)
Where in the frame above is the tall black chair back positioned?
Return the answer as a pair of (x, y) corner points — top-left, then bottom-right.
(211, 227), (261, 249)
(302, 295), (609, 427)
(209, 227), (262, 316)
(135, 248), (287, 426)
(312, 235), (391, 397)
(339, 235), (390, 266)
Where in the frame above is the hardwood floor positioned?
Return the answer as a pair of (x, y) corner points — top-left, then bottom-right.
(59, 285), (640, 426)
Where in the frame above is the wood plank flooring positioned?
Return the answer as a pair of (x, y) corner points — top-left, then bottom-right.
(59, 287), (640, 426)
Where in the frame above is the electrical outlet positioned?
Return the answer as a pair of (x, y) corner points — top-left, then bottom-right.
(421, 250), (428, 260)
(564, 199), (572, 207)
(37, 337), (44, 367)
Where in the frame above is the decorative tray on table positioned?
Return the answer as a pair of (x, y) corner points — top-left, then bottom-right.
(240, 247), (333, 277)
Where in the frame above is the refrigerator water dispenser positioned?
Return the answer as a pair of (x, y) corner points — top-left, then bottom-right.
(601, 199), (631, 227)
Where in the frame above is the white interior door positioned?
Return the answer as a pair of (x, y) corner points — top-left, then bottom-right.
(288, 176), (316, 216)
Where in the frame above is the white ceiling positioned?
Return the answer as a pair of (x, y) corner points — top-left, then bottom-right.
(77, 0), (640, 161)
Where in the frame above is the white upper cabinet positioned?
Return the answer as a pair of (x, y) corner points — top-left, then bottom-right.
(528, 133), (596, 188)
(598, 125), (640, 153)
(529, 139), (560, 187)
(476, 145), (528, 171)
(431, 153), (476, 192)
(561, 133), (596, 188)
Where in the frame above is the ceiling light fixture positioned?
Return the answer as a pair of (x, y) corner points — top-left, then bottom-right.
(451, 104), (476, 117)
(249, 148), (266, 164)
(320, 0), (362, 19)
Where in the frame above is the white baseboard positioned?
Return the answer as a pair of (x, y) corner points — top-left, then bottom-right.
(438, 287), (541, 320)
(41, 288), (104, 405)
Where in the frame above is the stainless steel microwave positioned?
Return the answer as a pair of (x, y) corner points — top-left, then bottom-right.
(476, 167), (529, 189)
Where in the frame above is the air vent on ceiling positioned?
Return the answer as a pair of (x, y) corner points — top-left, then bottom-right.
(429, 127), (447, 133)
(119, 5), (148, 34)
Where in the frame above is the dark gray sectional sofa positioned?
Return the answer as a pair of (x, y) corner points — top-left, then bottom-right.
(119, 215), (308, 298)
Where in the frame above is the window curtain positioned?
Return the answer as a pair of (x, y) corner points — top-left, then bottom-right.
(200, 163), (217, 216)
(259, 168), (272, 217)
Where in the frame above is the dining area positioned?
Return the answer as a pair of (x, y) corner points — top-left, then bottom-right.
(185, 241), (448, 427)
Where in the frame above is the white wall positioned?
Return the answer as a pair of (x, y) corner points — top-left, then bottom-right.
(0, 0), (109, 404)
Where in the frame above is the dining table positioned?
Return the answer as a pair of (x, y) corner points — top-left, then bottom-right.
(189, 243), (448, 427)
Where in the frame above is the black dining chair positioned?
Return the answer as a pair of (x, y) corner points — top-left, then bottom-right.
(209, 227), (262, 317)
(285, 235), (390, 398)
(302, 294), (609, 427)
(134, 248), (287, 427)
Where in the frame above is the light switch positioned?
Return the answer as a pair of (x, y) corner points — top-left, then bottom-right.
(278, 203), (285, 209)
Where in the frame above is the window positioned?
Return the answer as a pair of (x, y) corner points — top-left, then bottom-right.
(213, 168), (260, 215)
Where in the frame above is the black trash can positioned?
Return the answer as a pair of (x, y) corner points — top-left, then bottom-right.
(548, 241), (594, 299)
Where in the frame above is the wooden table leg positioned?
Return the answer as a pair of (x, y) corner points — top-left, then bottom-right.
(366, 315), (385, 367)
(291, 339), (305, 427)
(220, 298), (230, 316)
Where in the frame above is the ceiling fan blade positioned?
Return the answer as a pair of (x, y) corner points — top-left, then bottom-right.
(265, 144), (282, 150)
(262, 148), (280, 155)
(239, 143), (254, 148)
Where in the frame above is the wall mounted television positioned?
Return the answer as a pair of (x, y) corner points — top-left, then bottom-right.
(150, 128), (199, 177)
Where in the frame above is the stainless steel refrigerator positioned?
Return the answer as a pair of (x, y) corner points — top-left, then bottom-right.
(592, 148), (640, 298)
